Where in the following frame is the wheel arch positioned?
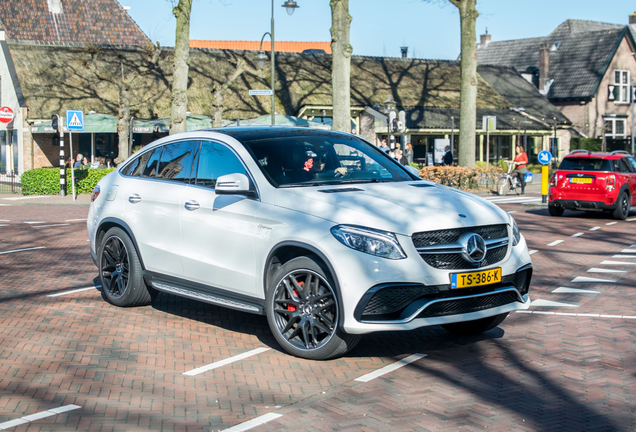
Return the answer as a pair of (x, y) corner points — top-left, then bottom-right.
(96, 217), (146, 270)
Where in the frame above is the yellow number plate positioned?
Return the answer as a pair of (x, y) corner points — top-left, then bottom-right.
(450, 268), (502, 289)
(570, 177), (592, 184)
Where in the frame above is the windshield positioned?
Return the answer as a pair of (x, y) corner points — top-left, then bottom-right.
(559, 158), (612, 172)
(240, 135), (416, 187)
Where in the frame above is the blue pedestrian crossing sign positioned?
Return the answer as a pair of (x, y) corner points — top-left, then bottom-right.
(66, 110), (84, 131)
(538, 150), (552, 165)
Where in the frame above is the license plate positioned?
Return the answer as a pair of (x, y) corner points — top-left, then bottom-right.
(570, 177), (592, 184)
(450, 268), (502, 289)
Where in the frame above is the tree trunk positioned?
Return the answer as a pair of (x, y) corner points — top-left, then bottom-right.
(170, 0), (193, 135)
(211, 58), (257, 127)
(115, 83), (131, 164)
(330, 0), (352, 133)
(450, 0), (478, 167)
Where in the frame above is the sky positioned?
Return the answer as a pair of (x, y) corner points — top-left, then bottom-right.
(118, 0), (636, 60)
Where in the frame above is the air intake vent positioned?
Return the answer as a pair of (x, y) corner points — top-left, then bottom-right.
(410, 183), (434, 188)
(318, 188), (364, 193)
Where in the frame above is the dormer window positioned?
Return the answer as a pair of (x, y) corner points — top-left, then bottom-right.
(550, 41), (561, 52)
(611, 70), (630, 104)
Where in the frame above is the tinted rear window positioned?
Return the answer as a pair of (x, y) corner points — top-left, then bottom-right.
(559, 158), (611, 171)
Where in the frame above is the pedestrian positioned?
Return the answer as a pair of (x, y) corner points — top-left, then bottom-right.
(405, 143), (414, 165)
(73, 153), (83, 168)
(508, 145), (528, 195)
(379, 139), (390, 153)
(81, 156), (90, 169)
(395, 149), (408, 166)
(65, 157), (73, 169)
(442, 145), (453, 166)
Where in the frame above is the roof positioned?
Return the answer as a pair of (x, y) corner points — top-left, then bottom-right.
(477, 19), (633, 100)
(190, 40), (332, 54)
(0, 0), (149, 47)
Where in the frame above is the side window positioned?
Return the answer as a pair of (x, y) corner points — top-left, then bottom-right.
(157, 141), (197, 183)
(141, 147), (162, 178)
(626, 157), (636, 173)
(130, 151), (153, 177)
(195, 141), (247, 189)
(120, 157), (140, 176)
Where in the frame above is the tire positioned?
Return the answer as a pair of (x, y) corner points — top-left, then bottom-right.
(441, 313), (508, 335)
(497, 177), (510, 196)
(613, 191), (630, 220)
(548, 204), (564, 217)
(266, 255), (360, 360)
(98, 227), (156, 307)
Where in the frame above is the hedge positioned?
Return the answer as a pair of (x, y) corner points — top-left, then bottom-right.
(21, 168), (115, 195)
(419, 165), (502, 192)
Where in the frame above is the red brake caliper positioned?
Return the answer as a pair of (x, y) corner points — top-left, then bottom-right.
(288, 282), (302, 312)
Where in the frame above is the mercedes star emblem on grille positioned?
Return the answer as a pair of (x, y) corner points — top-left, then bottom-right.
(462, 233), (487, 263)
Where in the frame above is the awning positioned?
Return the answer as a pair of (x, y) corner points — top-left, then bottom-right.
(31, 114), (212, 134)
(133, 115), (212, 133)
(225, 114), (331, 129)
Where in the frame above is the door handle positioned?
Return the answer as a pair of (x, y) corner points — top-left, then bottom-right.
(184, 200), (200, 211)
(128, 194), (141, 204)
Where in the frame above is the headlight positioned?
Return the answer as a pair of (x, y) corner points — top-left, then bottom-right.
(331, 225), (406, 260)
(509, 214), (520, 246)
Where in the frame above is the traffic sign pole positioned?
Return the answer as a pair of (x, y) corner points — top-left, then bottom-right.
(59, 125), (65, 196)
(69, 132), (76, 201)
(65, 110), (84, 200)
(538, 150), (553, 204)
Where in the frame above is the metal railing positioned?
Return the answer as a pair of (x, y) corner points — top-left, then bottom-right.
(0, 171), (21, 194)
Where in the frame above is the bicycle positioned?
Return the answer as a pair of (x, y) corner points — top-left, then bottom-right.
(496, 162), (523, 196)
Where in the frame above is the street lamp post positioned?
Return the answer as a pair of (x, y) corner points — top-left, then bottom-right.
(255, 1), (299, 126)
(383, 98), (396, 150)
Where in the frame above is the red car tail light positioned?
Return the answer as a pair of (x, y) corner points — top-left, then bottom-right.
(549, 173), (556, 187)
(605, 174), (616, 191)
(91, 185), (101, 202)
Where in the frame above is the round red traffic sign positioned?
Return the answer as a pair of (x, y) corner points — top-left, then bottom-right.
(0, 106), (14, 124)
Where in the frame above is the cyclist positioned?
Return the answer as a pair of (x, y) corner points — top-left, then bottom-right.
(508, 145), (528, 195)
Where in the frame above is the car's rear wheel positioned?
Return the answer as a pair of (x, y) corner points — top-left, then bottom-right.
(266, 256), (360, 360)
(497, 177), (510, 196)
(441, 313), (508, 335)
(613, 191), (630, 220)
(548, 204), (564, 217)
(99, 227), (156, 307)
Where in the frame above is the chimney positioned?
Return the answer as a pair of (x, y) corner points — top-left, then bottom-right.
(400, 46), (408, 58)
(539, 41), (550, 92)
(630, 12), (636, 24)
(480, 28), (491, 47)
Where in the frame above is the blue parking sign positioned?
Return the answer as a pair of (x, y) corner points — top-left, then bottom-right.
(66, 110), (84, 131)
(538, 150), (552, 165)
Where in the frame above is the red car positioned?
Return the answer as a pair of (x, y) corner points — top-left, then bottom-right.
(548, 150), (636, 220)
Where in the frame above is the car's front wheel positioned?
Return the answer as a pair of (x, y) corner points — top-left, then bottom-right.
(98, 227), (156, 307)
(613, 191), (630, 220)
(266, 256), (360, 360)
(441, 313), (508, 335)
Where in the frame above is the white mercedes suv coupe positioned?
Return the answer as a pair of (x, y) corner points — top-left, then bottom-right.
(87, 127), (532, 360)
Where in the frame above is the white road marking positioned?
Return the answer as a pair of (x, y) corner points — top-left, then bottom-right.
(64, 218), (87, 222)
(33, 223), (71, 228)
(547, 240), (564, 246)
(22, 221), (45, 224)
(355, 353), (427, 383)
(183, 347), (271, 376)
(47, 286), (100, 297)
(627, 218), (636, 221)
(606, 222), (618, 226)
(529, 250), (539, 255)
(507, 211), (517, 213)
(572, 276), (617, 283)
(571, 232), (584, 237)
(601, 260), (636, 265)
(587, 268), (627, 274)
(530, 299), (579, 308)
(1, 195), (48, 201)
(221, 413), (283, 432)
(0, 204), (11, 206)
(552, 287), (600, 294)
(0, 224), (9, 227)
(0, 405), (81, 430)
(589, 227), (600, 231)
(487, 197), (542, 204)
(517, 311), (636, 319)
(613, 255), (636, 258)
(0, 219), (9, 222)
(620, 249), (636, 253)
(0, 246), (46, 255)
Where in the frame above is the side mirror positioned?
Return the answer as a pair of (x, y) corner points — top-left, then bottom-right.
(215, 173), (254, 196)
(405, 165), (420, 178)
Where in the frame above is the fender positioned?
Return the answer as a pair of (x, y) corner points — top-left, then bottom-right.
(96, 217), (146, 270)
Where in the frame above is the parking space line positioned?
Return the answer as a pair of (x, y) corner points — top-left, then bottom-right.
(0, 405), (81, 430)
(22, 221), (45, 224)
(0, 219), (9, 222)
(602, 260), (636, 265)
(613, 255), (636, 258)
(221, 413), (283, 432)
(64, 218), (87, 222)
(571, 232), (584, 237)
(590, 227), (600, 231)
(355, 353), (426, 383)
(33, 223), (71, 228)
(572, 276), (617, 283)
(547, 240), (563, 246)
(530, 299), (578, 308)
(183, 347), (271, 376)
(620, 249), (636, 253)
(529, 250), (538, 255)
(587, 268), (627, 274)
(627, 218), (636, 221)
(552, 287), (599, 294)
(0, 246), (46, 255)
(606, 222), (617, 226)
(46, 286), (100, 297)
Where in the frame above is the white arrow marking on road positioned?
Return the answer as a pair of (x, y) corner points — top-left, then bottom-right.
(572, 276), (617, 283)
(552, 287), (600, 294)
(531, 299), (579, 308)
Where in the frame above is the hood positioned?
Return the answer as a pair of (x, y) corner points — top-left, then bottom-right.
(274, 182), (509, 235)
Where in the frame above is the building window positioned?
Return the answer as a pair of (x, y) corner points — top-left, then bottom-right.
(605, 118), (626, 137)
(613, 70), (630, 103)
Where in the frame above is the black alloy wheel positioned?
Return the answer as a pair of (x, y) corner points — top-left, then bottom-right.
(613, 192), (629, 220)
(101, 235), (130, 298)
(272, 269), (337, 351)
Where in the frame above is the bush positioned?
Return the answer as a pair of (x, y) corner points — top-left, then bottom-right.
(21, 168), (115, 195)
(419, 165), (502, 191)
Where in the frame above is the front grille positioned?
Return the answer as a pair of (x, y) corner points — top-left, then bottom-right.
(417, 291), (519, 318)
(362, 285), (440, 317)
(420, 245), (507, 270)
(412, 224), (508, 248)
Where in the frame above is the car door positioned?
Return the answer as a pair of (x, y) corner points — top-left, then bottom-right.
(179, 140), (260, 296)
(623, 157), (636, 204)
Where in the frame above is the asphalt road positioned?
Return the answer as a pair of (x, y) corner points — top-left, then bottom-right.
(0, 192), (635, 431)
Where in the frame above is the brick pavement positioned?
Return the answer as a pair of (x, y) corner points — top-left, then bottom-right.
(0, 202), (635, 431)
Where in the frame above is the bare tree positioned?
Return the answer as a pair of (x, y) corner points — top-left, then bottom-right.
(330, 0), (352, 133)
(448, 0), (478, 166)
(170, 0), (193, 134)
(211, 56), (261, 127)
(84, 43), (161, 163)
